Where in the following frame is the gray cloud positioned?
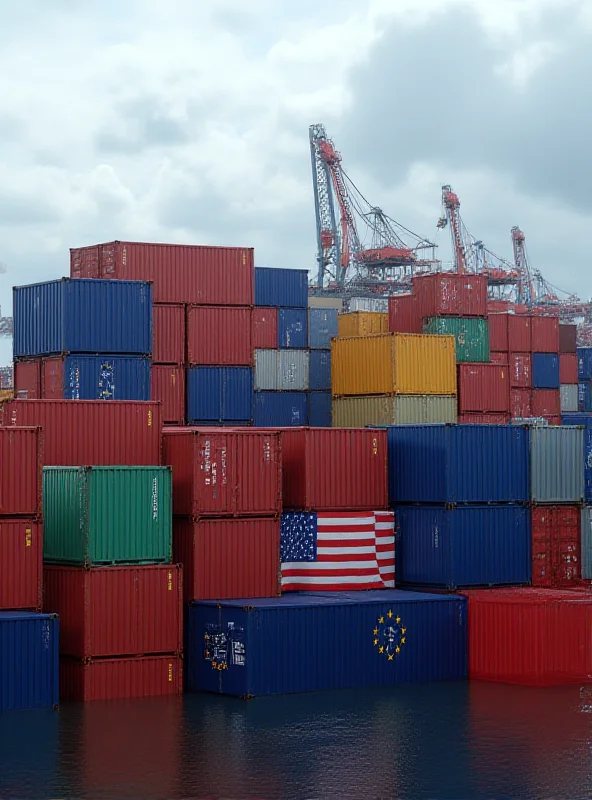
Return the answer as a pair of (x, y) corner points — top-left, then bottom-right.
(95, 96), (189, 154)
(0, 192), (59, 226)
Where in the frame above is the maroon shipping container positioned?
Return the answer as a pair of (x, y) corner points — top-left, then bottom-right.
(13, 360), (41, 399)
(531, 315), (560, 353)
(487, 301), (512, 313)
(388, 294), (422, 334)
(412, 273), (487, 318)
(560, 354), (578, 384)
(173, 517), (280, 602)
(252, 308), (278, 349)
(70, 241), (254, 306)
(457, 364), (510, 413)
(531, 506), (581, 589)
(508, 314), (531, 352)
(60, 655), (183, 702)
(510, 389), (532, 419)
(457, 413), (510, 425)
(42, 358), (63, 399)
(0, 519), (42, 610)
(163, 428), (281, 517)
(153, 304), (185, 364)
(187, 306), (252, 365)
(1, 400), (162, 466)
(489, 352), (509, 366)
(509, 352), (532, 388)
(0, 427), (42, 516)
(531, 390), (561, 420)
(559, 324), (577, 354)
(151, 367), (185, 425)
(487, 314), (509, 352)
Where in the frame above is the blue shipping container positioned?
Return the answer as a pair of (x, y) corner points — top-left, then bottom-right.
(13, 279), (152, 357)
(532, 353), (560, 389)
(255, 267), (309, 308)
(385, 424), (530, 504)
(396, 505), (531, 589)
(578, 347), (592, 381)
(308, 392), (332, 427)
(278, 309), (308, 349)
(578, 382), (592, 412)
(562, 413), (592, 501)
(186, 367), (253, 424)
(46, 355), (150, 400)
(254, 392), (308, 427)
(308, 308), (338, 349)
(186, 590), (467, 697)
(309, 350), (331, 391)
(0, 612), (59, 711)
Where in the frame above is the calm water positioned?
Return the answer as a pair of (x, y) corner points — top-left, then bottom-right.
(1, 682), (591, 799)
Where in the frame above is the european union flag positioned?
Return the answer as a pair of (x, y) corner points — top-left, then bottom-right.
(280, 512), (317, 563)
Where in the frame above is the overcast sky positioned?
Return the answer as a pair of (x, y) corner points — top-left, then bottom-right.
(1, 0), (591, 364)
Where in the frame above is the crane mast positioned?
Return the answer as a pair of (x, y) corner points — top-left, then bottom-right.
(438, 185), (471, 273)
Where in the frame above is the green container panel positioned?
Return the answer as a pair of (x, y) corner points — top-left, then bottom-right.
(423, 317), (490, 363)
(43, 467), (172, 565)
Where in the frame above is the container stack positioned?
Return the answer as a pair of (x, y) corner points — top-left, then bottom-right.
(559, 324), (578, 413)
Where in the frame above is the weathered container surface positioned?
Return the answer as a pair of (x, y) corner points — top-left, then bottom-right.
(487, 301), (512, 313)
(187, 306), (252, 365)
(186, 590), (468, 697)
(186, 367), (253, 424)
(332, 334), (457, 397)
(252, 308), (278, 349)
(413, 273), (487, 317)
(278, 308), (308, 349)
(348, 296), (389, 313)
(510, 388), (532, 419)
(60, 655), (183, 702)
(0, 519), (42, 610)
(71, 241), (254, 305)
(254, 267), (308, 308)
(43, 466), (172, 566)
(43, 565), (183, 658)
(579, 381), (592, 412)
(560, 385), (579, 413)
(151, 366), (185, 425)
(532, 353), (560, 389)
(308, 308), (338, 349)
(423, 317), (490, 363)
(42, 355), (151, 401)
(14, 360), (41, 399)
(578, 347), (592, 380)
(531, 315), (560, 353)
(0, 426), (42, 515)
(457, 364), (509, 413)
(173, 517), (280, 602)
(560, 354), (578, 384)
(562, 414), (592, 501)
(465, 588), (592, 685)
(386, 424), (529, 504)
(560, 324), (577, 354)
(489, 352), (509, 366)
(153, 303), (185, 364)
(530, 426), (584, 503)
(531, 390), (561, 421)
(163, 428), (282, 517)
(254, 350), (309, 391)
(1, 400), (161, 466)
(253, 392), (308, 427)
(457, 413), (510, 424)
(531, 506), (581, 588)
(581, 506), (592, 579)
(508, 314), (532, 352)
(0, 612), (59, 711)
(338, 312), (388, 338)
(13, 278), (152, 357)
(332, 395), (457, 428)
(396, 506), (531, 589)
(388, 295), (422, 334)
(308, 296), (343, 310)
(487, 313), (509, 352)
(308, 392), (332, 427)
(509, 352), (532, 388)
(309, 350), (331, 391)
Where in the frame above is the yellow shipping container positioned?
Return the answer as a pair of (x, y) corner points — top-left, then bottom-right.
(0, 389), (13, 401)
(331, 333), (457, 397)
(337, 311), (388, 338)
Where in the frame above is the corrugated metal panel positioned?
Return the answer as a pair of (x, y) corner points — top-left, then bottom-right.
(60, 655), (183, 702)
(532, 390), (561, 420)
(14, 360), (41, 399)
(457, 413), (510, 424)
(530, 426), (584, 503)
(70, 241), (254, 305)
(187, 306), (252, 365)
(309, 350), (331, 391)
(581, 506), (592, 579)
(509, 353), (532, 388)
(0, 427), (42, 516)
(532, 353), (560, 389)
(43, 565), (183, 657)
(488, 313), (509, 352)
(173, 517), (280, 602)
(252, 308), (278, 349)
(560, 324), (577, 354)
(490, 351), (509, 365)
(13, 278), (152, 357)
(386, 424), (529, 504)
(508, 315), (532, 352)
(578, 348), (592, 380)
(388, 295), (422, 334)
(253, 392), (308, 427)
(348, 297), (389, 312)
(562, 414), (592, 501)
(254, 267), (308, 308)
(560, 385), (578, 413)
(396, 506), (531, 588)
(0, 612), (59, 710)
(0, 519), (42, 610)
(254, 350), (309, 391)
(0, 400), (162, 466)
(151, 366), (185, 425)
(308, 308), (338, 349)
(337, 312), (388, 338)
(308, 296), (343, 310)
(510, 388), (532, 419)
(308, 392), (332, 427)
(531, 316), (560, 353)
(332, 395), (457, 427)
(423, 317), (490, 362)
(278, 308), (307, 349)
(186, 591), (467, 697)
(43, 466), (172, 565)
(457, 364), (510, 412)
(186, 367), (253, 423)
(579, 381), (592, 412)
(560, 353), (578, 384)
(42, 355), (151, 400)
(394, 335), (457, 395)
(153, 304), (185, 364)
(413, 273), (488, 317)
(531, 506), (581, 588)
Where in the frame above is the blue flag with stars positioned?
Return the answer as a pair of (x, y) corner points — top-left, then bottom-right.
(280, 512), (317, 563)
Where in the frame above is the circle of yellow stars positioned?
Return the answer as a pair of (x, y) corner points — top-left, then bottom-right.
(373, 609), (406, 661)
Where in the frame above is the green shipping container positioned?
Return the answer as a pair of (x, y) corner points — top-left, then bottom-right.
(43, 467), (172, 565)
(423, 317), (490, 363)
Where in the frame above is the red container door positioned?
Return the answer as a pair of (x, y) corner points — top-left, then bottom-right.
(0, 519), (42, 610)
(252, 308), (278, 349)
(60, 655), (183, 702)
(70, 245), (100, 278)
(531, 316), (560, 353)
(187, 306), (253, 365)
(457, 364), (510, 413)
(510, 389), (532, 419)
(388, 295), (422, 333)
(531, 390), (560, 419)
(153, 304), (185, 364)
(14, 360), (41, 399)
(151, 367), (185, 425)
(235, 432), (282, 516)
(413, 273), (487, 317)
(509, 353), (532, 388)
(487, 314), (508, 352)
(531, 507), (581, 588)
(559, 354), (578, 384)
(508, 315), (531, 352)
(42, 358), (65, 399)
(559, 324), (577, 354)
(0, 427), (42, 516)
(489, 353), (509, 366)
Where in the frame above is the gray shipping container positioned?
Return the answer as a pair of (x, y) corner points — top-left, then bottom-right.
(332, 395), (457, 428)
(581, 506), (592, 580)
(254, 349), (309, 391)
(560, 384), (579, 413)
(348, 297), (389, 313)
(530, 425), (584, 503)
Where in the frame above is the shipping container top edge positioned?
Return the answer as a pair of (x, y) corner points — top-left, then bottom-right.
(463, 590), (592, 605)
(70, 241), (255, 253)
(255, 266), (310, 275)
(42, 465), (171, 471)
(0, 610), (58, 621)
(13, 277), (153, 290)
(191, 591), (466, 610)
(5, 399), (159, 405)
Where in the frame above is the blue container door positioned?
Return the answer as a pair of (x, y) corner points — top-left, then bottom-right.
(309, 308), (338, 349)
(63, 356), (151, 400)
(532, 353), (560, 389)
(308, 350), (332, 391)
(308, 392), (332, 427)
(253, 392), (308, 427)
(562, 414), (592, 500)
(578, 382), (592, 412)
(0, 612), (59, 711)
(187, 367), (253, 423)
(578, 348), (592, 381)
(13, 281), (64, 357)
(255, 268), (308, 308)
(278, 309), (308, 349)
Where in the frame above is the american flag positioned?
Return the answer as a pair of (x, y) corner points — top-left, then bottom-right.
(280, 511), (395, 591)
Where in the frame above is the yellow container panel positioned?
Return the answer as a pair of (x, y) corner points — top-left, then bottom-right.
(337, 312), (388, 338)
(331, 335), (395, 396)
(393, 334), (457, 396)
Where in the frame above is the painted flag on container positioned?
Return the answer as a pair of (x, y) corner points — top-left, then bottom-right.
(280, 511), (395, 591)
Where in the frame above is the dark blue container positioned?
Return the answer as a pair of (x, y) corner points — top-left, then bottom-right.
(309, 350), (331, 391)
(578, 382), (592, 412)
(385, 424), (530, 504)
(0, 612), (59, 711)
(255, 267), (308, 308)
(308, 392), (332, 427)
(13, 279), (152, 357)
(254, 392), (308, 427)
(46, 355), (150, 400)
(278, 309), (308, 349)
(186, 367), (253, 424)
(532, 353), (560, 389)
(562, 413), (592, 500)
(308, 308), (338, 349)
(396, 505), (531, 589)
(578, 347), (592, 381)
(186, 590), (468, 697)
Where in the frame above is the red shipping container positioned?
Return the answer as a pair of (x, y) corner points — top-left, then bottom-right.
(388, 294), (422, 334)
(173, 517), (280, 601)
(0, 427), (42, 515)
(187, 306), (253, 365)
(510, 389), (532, 419)
(70, 241), (254, 306)
(531, 315), (560, 353)
(457, 413), (510, 424)
(163, 428), (282, 517)
(60, 655), (183, 702)
(13, 360), (41, 399)
(465, 588), (592, 685)
(0, 519), (42, 610)
(487, 301), (511, 313)
(508, 314), (531, 352)
(457, 364), (509, 413)
(280, 428), (388, 511)
(487, 314), (509, 352)
(0, 400), (162, 466)
(531, 390), (561, 419)
(559, 324), (577, 354)
(44, 565), (183, 658)
(531, 506), (581, 589)
(153, 303), (185, 364)
(252, 307), (278, 349)
(509, 352), (532, 388)
(489, 352), (509, 366)
(151, 366), (185, 425)
(560, 354), (578, 384)
(412, 273), (487, 318)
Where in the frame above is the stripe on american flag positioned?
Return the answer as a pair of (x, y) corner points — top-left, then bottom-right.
(375, 510), (395, 588)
